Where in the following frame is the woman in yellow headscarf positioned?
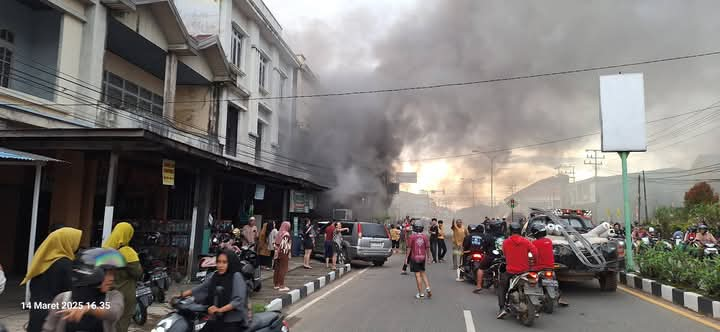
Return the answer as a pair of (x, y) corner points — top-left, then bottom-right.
(103, 222), (142, 332)
(22, 227), (82, 332)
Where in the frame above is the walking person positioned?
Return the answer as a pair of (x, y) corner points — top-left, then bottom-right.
(437, 220), (447, 262)
(451, 219), (468, 281)
(242, 217), (258, 246)
(257, 221), (273, 270)
(102, 222), (142, 332)
(390, 225), (401, 254)
(22, 227), (82, 332)
(324, 222), (336, 268)
(408, 223), (432, 299)
(273, 221), (292, 292)
(400, 219), (415, 275)
(302, 218), (315, 269)
(429, 218), (439, 263)
(268, 222), (278, 269)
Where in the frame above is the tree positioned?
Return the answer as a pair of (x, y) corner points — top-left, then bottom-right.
(684, 182), (719, 208)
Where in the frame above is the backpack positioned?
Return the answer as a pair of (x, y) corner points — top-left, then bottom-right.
(411, 234), (427, 263)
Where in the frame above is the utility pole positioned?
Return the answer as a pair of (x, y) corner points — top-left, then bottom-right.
(643, 170), (649, 224)
(461, 178), (483, 208)
(471, 151), (502, 210)
(585, 149), (605, 222)
(555, 164), (576, 183)
(637, 174), (642, 224)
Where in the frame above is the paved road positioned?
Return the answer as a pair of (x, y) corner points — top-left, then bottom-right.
(285, 254), (719, 332)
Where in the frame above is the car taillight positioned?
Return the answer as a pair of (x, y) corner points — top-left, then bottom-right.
(544, 271), (554, 279)
(357, 223), (363, 239)
(472, 253), (483, 260)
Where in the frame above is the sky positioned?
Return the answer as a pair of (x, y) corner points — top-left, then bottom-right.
(261, 0), (720, 209)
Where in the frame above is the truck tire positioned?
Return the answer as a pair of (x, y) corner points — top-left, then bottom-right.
(372, 260), (385, 267)
(599, 272), (618, 292)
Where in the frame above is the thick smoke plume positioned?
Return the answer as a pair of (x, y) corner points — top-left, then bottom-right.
(286, 0), (720, 211)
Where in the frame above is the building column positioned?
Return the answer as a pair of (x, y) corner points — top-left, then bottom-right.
(188, 171), (213, 279)
(163, 52), (178, 120)
(25, 163), (43, 303)
(282, 188), (288, 221)
(56, 13), (84, 105)
(102, 152), (118, 244)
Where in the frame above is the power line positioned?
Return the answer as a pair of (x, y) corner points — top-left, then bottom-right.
(3, 49), (720, 107)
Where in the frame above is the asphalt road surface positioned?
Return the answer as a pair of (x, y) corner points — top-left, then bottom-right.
(285, 255), (719, 332)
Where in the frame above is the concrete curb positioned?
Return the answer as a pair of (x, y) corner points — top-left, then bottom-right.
(619, 271), (720, 320)
(264, 264), (352, 311)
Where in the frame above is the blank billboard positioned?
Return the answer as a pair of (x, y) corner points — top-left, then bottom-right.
(599, 73), (647, 152)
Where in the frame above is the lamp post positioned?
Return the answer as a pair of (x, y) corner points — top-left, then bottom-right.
(472, 151), (506, 210)
(460, 177), (484, 208)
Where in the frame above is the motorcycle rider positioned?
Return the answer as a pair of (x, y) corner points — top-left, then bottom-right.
(462, 224), (496, 293)
(684, 225), (699, 244)
(696, 224), (717, 245)
(497, 222), (538, 319)
(529, 223), (568, 307)
(42, 248), (126, 332)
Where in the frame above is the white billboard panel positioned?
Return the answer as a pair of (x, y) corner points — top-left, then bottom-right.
(599, 73), (647, 152)
(396, 172), (418, 183)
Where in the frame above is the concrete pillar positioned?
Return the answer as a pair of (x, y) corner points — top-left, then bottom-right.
(102, 152), (118, 244)
(79, 159), (97, 248)
(56, 13), (84, 104)
(188, 171), (213, 279)
(163, 52), (178, 120)
(78, 3), (107, 102)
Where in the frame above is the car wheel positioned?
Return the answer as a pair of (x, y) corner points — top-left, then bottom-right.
(372, 260), (385, 267)
(599, 272), (618, 292)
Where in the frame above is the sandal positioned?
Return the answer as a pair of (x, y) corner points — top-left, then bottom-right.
(278, 287), (290, 292)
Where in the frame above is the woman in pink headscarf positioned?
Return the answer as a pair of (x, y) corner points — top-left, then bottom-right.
(273, 221), (292, 292)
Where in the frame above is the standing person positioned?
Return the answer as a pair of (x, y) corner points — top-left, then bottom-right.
(400, 219), (416, 275)
(42, 248), (126, 332)
(462, 224), (495, 293)
(437, 220), (447, 262)
(301, 218), (315, 269)
(429, 218), (439, 264)
(22, 227), (82, 332)
(390, 225), (401, 254)
(273, 221), (292, 292)
(332, 222), (350, 269)
(257, 221), (272, 270)
(408, 223), (432, 299)
(324, 222), (336, 268)
(242, 217), (258, 246)
(102, 222), (142, 332)
(268, 221), (278, 269)
(451, 219), (468, 281)
(497, 222), (538, 319)
(180, 250), (249, 331)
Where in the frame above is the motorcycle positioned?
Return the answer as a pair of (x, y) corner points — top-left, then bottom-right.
(461, 251), (485, 283)
(134, 281), (155, 326)
(486, 250), (505, 290)
(502, 253), (544, 327)
(537, 269), (559, 314)
(689, 240), (719, 258)
(195, 243), (261, 293)
(141, 252), (172, 303)
(151, 287), (289, 332)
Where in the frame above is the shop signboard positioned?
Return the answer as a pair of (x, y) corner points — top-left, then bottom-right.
(255, 184), (265, 200)
(290, 190), (308, 213)
(162, 159), (175, 186)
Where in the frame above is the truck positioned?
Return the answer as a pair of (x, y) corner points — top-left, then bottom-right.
(522, 208), (625, 292)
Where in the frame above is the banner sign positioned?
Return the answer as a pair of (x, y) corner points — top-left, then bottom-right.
(162, 159), (175, 186)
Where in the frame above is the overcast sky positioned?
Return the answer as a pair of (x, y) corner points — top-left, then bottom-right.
(259, 1), (720, 209)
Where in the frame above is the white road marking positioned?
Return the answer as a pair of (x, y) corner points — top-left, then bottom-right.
(287, 267), (370, 319)
(463, 310), (476, 332)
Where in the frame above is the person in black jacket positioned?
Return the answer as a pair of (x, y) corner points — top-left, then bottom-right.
(21, 227), (82, 332)
(462, 224), (496, 293)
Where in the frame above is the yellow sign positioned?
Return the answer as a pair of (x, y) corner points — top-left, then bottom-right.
(162, 159), (175, 186)
(616, 208), (622, 218)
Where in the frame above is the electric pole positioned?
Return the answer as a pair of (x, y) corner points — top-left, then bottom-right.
(585, 149), (605, 222)
(461, 178), (483, 208)
(555, 164), (576, 183)
(643, 170), (649, 224)
(638, 174), (642, 224)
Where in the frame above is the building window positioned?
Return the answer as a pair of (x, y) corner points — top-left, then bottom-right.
(255, 120), (263, 160)
(102, 71), (163, 116)
(258, 53), (268, 92)
(226, 107), (239, 156)
(231, 25), (244, 69)
(0, 47), (11, 88)
(0, 29), (13, 88)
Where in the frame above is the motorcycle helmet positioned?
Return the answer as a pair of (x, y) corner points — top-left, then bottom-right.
(232, 228), (241, 237)
(475, 224), (486, 234)
(413, 223), (424, 233)
(530, 223), (547, 239)
(699, 224), (709, 232)
(467, 224), (477, 233)
(690, 225), (699, 233)
(73, 248), (127, 287)
(509, 222), (522, 235)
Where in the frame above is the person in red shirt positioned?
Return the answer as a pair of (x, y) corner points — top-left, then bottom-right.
(324, 222), (336, 269)
(529, 223), (554, 271)
(498, 222), (538, 319)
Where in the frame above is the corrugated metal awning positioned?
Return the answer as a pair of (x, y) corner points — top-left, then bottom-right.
(0, 147), (62, 163)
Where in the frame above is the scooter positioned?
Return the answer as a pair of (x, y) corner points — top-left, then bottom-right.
(151, 287), (289, 332)
(461, 251), (485, 283)
(538, 269), (559, 314)
(134, 281), (154, 326)
(502, 253), (544, 327)
(238, 243), (262, 292)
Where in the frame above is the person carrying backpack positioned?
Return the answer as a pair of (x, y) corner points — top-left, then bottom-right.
(408, 223), (432, 299)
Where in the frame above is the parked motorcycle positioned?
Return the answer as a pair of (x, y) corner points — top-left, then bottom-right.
(195, 243), (261, 293)
(151, 288), (289, 332)
(134, 281), (155, 326)
(140, 252), (172, 303)
(537, 269), (559, 314)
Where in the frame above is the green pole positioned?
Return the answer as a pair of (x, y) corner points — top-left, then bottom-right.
(620, 151), (634, 271)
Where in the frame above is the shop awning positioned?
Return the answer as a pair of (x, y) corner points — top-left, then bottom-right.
(0, 129), (327, 191)
(0, 146), (62, 164)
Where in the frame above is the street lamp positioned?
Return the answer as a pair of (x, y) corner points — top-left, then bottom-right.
(471, 151), (508, 210)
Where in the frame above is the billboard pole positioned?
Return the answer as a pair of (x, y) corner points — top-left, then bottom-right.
(620, 151), (634, 271)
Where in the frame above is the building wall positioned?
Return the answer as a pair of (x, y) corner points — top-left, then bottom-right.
(103, 51), (165, 95)
(175, 85), (212, 134)
(113, 7), (170, 51)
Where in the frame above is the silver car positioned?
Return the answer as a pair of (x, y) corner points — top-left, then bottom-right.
(314, 221), (393, 266)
